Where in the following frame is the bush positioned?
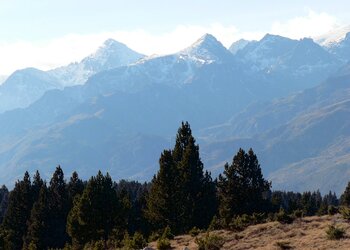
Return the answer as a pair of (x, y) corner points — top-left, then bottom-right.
(293, 209), (303, 219)
(326, 225), (345, 240)
(208, 215), (222, 231)
(340, 206), (350, 220)
(162, 226), (174, 240)
(275, 209), (294, 224)
(189, 227), (201, 237)
(148, 231), (161, 242)
(328, 205), (339, 215)
(251, 213), (266, 224)
(195, 233), (224, 250)
(157, 238), (171, 250)
(83, 240), (105, 250)
(123, 232), (147, 250)
(229, 214), (251, 231)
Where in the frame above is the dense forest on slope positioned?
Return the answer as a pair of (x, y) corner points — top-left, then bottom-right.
(0, 122), (348, 250)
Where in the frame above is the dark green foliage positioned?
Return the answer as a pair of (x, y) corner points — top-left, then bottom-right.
(326, 225), (345, 240)
(327, 205), (338, 215)
(340, 206), (350, 221)
(217, 148), (271, 225)
(146, 122), (217, 234)
(157, 238), (171, 250)
(275, 208), (294, 224)
(146, 150), (180, 231)
(24, 184), (50, 249)
(229, 214), (251, 231)
(161, 226), (174, 240)
(189, 227), (201, 237)
(67, 171), (85, 205)
(47, 166), (69, 248)
(341, 181), (350, 206)
(1, 171), (33, 250)
(116, 180), (150, 235)
(122, 231), (147, 250)
(195, 232), (224, 250)
(32, 171), (44, 203)
(67, 171), (123, 247)
(0, 185), (8, 224)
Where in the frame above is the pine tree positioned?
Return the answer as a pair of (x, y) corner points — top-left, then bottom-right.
(47, 166), (69, 248)
(146, 122), (216, 233)
(32, 171), (44, 203)
(67, 171), (84, 206)
(0, 185), (9, 224)
(67, 171), (122, 247)
(1, 172), (33, 250)
(217, 148), (270, 225)
(341, 181), (350, 206)
(145, 150), (180, 232)
(24, 184), (50, 249)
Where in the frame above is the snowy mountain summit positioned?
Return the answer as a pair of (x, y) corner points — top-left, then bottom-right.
(49, 39), (144, 86)
(179, 33), (233, 64)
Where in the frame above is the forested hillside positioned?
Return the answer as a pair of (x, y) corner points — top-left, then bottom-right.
(0, 122), (348, 250)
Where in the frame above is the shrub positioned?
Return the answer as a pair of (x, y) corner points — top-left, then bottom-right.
(83, 240), (105, 250)
(208, 215), (222, 231)
(195, 233), (224, 250)
(327, 205), (339, 215)
(189, 227), (201, 237)
(157, 238), (171, 250)
(148, 231), (161, 242)
(326, 225), (345, 240)
(275, 241), (292, 249)
(251, 213), (266, 224)
(229, 214), (251, 231)
(123, 232), (147, 250)
(340, 206), (350, 220)
(293, 209), (303, 219)
(162, 226), (174, 240)
(275, 209), (294, 224)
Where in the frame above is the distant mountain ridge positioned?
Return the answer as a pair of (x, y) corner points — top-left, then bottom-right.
(0, 32), (349, 194)
(0, 39), (144, 113)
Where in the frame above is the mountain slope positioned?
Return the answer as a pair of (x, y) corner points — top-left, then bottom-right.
(48, 39), (144, 86)
(0, 33), (347, 191)
(200, 71), (350, 194)
(0, 39), (144, 113)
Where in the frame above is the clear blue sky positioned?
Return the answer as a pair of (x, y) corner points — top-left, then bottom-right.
(0, 0), (350, 75)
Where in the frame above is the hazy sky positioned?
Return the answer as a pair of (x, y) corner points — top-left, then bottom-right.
(1, 0), (350, 75)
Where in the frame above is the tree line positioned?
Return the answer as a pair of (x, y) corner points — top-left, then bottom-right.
(0, 122), (349, 249)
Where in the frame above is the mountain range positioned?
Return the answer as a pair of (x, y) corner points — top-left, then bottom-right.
(1, 29), (350, 193)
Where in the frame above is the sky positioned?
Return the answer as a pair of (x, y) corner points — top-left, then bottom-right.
(0, 0), (350, 76)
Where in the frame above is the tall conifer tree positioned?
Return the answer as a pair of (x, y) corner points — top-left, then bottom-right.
(217, 148), (270, 224)
(1, 172), (33, 250)
(67, 171), (122, 247)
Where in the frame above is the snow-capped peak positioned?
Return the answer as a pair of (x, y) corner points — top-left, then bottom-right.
(48, 39), (144, 86)
(314, 25), (350, 48)
(229, 39), (251, 55)
(179, 33), (233, 64)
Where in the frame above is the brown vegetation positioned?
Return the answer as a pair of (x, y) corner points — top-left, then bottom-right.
(149, 214), (350, 249)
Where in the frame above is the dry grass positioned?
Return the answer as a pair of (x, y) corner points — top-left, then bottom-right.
(148, 214), (350, 249)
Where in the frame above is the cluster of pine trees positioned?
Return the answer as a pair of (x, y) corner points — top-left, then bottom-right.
(0, 122), (348, 249)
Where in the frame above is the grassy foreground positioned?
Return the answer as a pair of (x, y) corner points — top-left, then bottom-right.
(148, 214), (350, 249)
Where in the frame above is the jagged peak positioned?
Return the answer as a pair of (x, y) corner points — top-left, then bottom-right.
(260, 33), (293, 43)
(179, 33), (232, 63)
(101, 38), (128, 49)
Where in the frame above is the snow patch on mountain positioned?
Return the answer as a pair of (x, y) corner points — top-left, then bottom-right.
(178, 33), (233, 64)
(229, 39), (251, 55)
(314, 25), (350, 48)
(48, 39), (145, 86)
(0, 75), (8, 85)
